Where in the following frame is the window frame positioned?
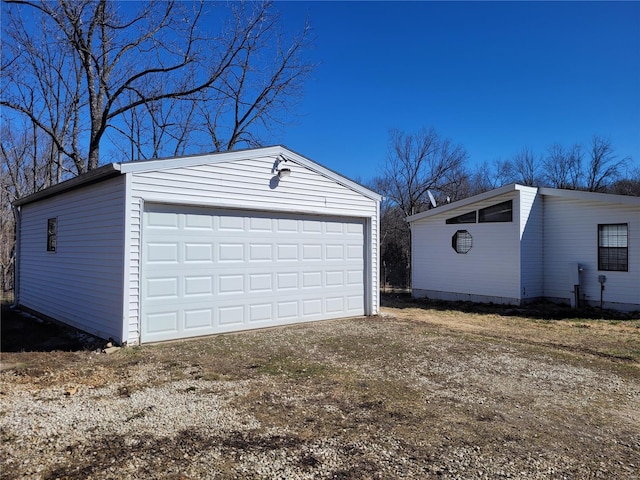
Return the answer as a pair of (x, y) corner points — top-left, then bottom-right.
(446, 210), (477, 224)
(452, 230), (473, 254)
(478, 200), (513, 223)
(47, 217), (57, 253)
(598, 223), (628, 272)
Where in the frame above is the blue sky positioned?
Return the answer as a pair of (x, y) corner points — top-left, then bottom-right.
(271, 1), (640, 182)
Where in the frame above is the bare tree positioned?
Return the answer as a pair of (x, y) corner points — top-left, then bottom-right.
(380, 127), (469, 217)
(585, 135), (627, 192)
(609, 167), (640, 196)
(0, 122), (50, 295)
(1, 4), (84, 179)
(510, 147), (541, 186)
(107, 85), (199, 162)
(375, 127), (469, 289)
(198, 3), (314, 152)
(458, 137), (635, 197)
(379, 203), (411, 288)
(2, 0), (314, 172)
(0, 171), (14, 295)
(542, 143), (583, 189)
(0, 120), (56, 199)
(366, 177), (411, 288)
(464, 161), (494, 196)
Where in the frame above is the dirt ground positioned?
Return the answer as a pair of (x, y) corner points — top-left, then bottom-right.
(1, 296), (639, 479)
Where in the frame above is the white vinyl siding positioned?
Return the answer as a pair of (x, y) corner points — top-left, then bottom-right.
(126, 156), (379, 343)
(130, 161), (375, 215)
(17, 177), (126, 340)
(543, 196), (640, 309)
(519, 186), (544, 300)
(411, 192), (521, 304)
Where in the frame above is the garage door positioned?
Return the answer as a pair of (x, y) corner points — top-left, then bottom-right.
(141, 204), (366, 343)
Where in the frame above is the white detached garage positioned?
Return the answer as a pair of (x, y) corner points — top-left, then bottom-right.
(14, 146), (381, 345)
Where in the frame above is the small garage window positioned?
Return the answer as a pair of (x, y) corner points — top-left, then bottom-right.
(452, 230), (472, 254)
(47, 218), (57, 252)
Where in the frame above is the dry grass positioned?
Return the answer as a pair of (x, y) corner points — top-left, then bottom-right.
(1, 297), (639, 479)
(382, 299), (640, 364)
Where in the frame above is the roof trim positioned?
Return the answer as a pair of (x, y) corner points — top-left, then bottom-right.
(13, 145), (382, 207)
(406, 183), (532, 223)
(115, 145), (283, 173)
(13, 163), (121, 206)
(538, 187), (640, 206)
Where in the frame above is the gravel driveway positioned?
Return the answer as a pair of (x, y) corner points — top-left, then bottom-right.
(1, 300), (639, 479)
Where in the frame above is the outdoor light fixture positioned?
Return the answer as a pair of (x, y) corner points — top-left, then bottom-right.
(273, 154), (291, 180)
(278, 167), (291, 179)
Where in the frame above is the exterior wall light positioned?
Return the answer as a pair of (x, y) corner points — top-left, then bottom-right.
(278, 167), (291, 179)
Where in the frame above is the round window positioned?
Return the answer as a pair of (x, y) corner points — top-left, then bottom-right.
(452, 230), (472, 254)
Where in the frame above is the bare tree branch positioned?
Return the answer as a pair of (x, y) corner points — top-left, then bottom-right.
(380, 127), (468, 216)
(586, 135), (627, 192)
(543, 143), (583, 189)
(2, 0), (315, 172)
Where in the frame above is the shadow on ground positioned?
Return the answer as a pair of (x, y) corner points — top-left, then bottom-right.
(1, 304), (104, 353)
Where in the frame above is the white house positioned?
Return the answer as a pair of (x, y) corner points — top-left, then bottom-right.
(13, 146), (381, 345)
(407, 184), (640, 312)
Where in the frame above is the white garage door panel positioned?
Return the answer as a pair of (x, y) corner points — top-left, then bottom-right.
(141, 205), (365, 342)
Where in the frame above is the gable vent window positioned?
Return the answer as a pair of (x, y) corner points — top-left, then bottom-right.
(598, 224), (628, 272)
(452, 230), (472, 254)
(479, 200), (512, 223)
(47, 218), (58, 252)
(446, 210), (476, 224)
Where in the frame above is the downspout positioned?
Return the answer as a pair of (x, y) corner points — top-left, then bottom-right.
(11, 205), (21, 309)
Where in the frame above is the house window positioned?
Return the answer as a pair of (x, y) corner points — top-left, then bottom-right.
(452, 230), (472, 254)
(479, 200), (512, 223)
(446, 210), (476, 224)
(47, 218), (57, 252)
(598, 224), (628, 272)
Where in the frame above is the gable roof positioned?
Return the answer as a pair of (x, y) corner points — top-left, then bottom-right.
(406, 183), (639, 224)
(15, 145), (381, 207)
